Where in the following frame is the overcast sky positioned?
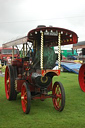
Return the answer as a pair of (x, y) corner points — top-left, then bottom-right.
(0, 0), (85, 47)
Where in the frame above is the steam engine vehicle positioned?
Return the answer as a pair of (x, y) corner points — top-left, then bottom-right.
(3, 26), (78, 114)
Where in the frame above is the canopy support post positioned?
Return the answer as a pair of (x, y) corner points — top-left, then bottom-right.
(58, 32), (61, 69)
(40, 31), (44, 70)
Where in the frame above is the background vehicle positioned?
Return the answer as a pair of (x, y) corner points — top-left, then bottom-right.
(3, 26), (78, 114)
(73, 41), (85, 92)
(0, 47), (19, 66)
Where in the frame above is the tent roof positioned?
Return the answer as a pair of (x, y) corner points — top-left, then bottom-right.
(73, 41), (85, 49)
(2, 26), (78, 48)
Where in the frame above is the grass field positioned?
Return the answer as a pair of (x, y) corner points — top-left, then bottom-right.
(0, 72), (85, 128)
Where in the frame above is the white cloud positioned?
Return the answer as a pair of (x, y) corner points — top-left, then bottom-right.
(0, 0), (85, 46)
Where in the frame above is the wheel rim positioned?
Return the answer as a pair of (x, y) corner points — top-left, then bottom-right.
(5, 67), (10, 99)
(21, 85), (27, 113)
(79, 64), (85, 92)
(52, 83), (62, 110)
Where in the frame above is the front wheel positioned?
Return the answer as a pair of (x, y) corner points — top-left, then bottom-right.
(21, 82), (31, 114)
(52, 81), (65, 111)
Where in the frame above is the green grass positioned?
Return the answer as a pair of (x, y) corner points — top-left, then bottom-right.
(0, 65), (6, 73)
(0, 72), (85, 128)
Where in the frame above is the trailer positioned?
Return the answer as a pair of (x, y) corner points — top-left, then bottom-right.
(3, 25), (78, 114)
(59, 61), (81, 74)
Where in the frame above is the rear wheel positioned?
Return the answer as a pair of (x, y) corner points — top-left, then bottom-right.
(79, 64), (85, 92)
(52, 81), (65, 111)
(5, 65), (17, 100)
(21, 82), (31, 114)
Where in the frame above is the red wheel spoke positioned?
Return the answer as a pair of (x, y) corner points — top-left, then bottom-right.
(56, 93), (61, 99)
(24, 92), (27, 96)
(24, 99), (27, 104)
(58, 98), (61, 106)
(24, 96), (27, 100)
(57, 101), (60, 107)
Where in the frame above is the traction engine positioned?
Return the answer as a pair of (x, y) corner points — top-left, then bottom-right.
(3, 26), (78, 114)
